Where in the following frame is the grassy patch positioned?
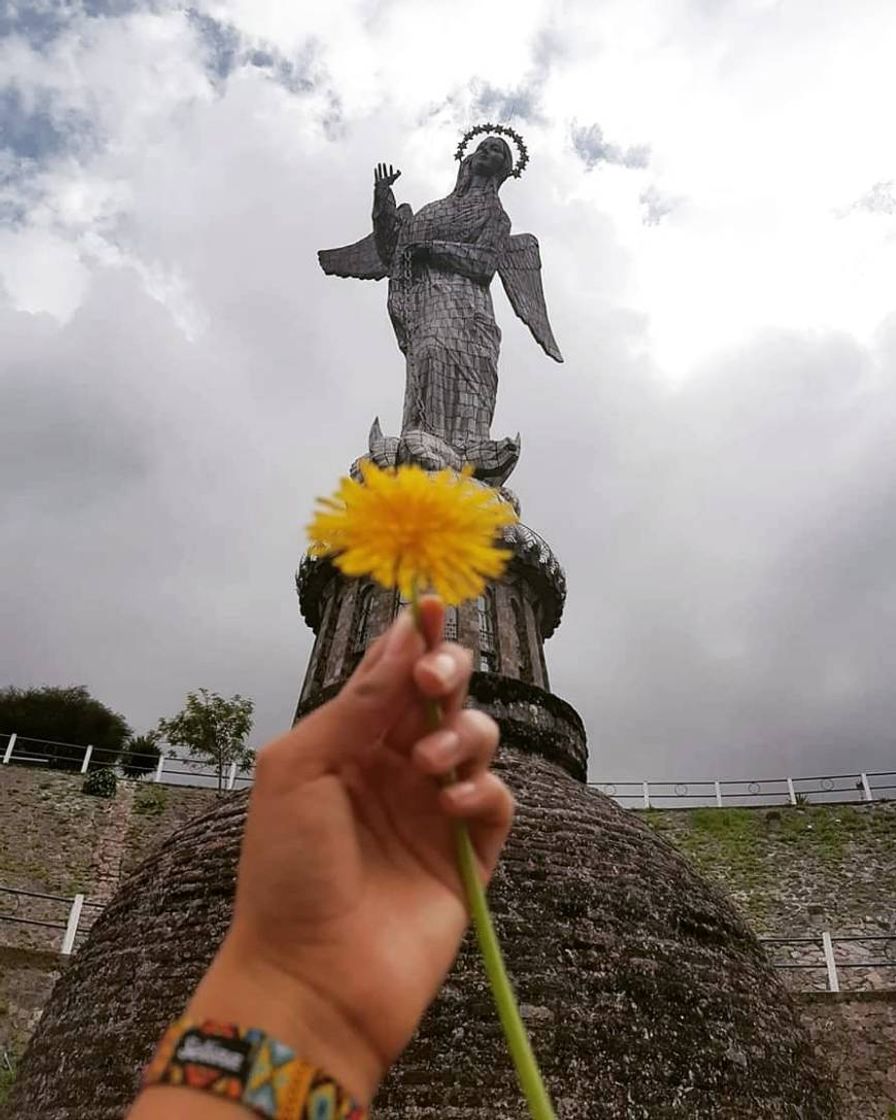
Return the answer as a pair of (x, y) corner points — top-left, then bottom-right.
(134, 786), (168, 816)
(0, 1065), (15, 1105)
(640, 803), (896, 926)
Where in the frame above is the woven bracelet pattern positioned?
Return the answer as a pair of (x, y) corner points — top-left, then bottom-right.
(143, 1017), (368, 1119)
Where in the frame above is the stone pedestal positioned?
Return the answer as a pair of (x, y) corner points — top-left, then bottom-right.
(296, 519), (584, 779)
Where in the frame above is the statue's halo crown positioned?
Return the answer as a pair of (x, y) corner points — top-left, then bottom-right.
(454, 122), (529, 179)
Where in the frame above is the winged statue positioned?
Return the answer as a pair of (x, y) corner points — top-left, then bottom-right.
(318, 128), (562, 486)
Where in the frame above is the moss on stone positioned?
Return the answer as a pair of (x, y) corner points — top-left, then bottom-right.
(641, 802), (896, 933)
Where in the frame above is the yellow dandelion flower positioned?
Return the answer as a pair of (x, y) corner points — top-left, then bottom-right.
(307, 461), (518, 605)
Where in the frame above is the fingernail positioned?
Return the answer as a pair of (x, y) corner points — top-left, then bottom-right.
(450, 780), (477, 803)
(384, 610), (417, 656)
(430, 652), (456, 687)
(424, 731), (459, 766)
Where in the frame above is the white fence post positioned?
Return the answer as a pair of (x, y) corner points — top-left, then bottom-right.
(786, 777), (797, 806)
(226, 761), (237, 791)
(154, 754), (165, 783)
(80, 744), (93, 775)
(642, 781), (651, 809)
(714, 780), (723, 808)
(860, 772), (874, 802)
(61, 894), (84, 956)
(2, 733), (16, 765)
(821, 931), (840, 993)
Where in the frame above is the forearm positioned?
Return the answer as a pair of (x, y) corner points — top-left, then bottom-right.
(130, 1086), (246, 1119)
(128, 933), (383, 1119)
(372, 187), (399, 264)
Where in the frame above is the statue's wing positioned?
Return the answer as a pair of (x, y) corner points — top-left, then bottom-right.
(318, 231), (386, 280)
(497, 233), (563, 362)
(318, 203), (412, 280)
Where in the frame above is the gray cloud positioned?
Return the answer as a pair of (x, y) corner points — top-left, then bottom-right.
(0, 1), (77, 49)
(0, 87), (94, 162)
(572, 122), (650, 171)
(0, 152), (42, 224)
(639, 184), (680, 226)
(846, 179), (896, 217)
(3, 5), (896, 792)
(185, 10), (319, 96)
(1, 0), (156, 49)
(469, 25), (565, 126)
(183, 12), (330, 134)
(186, 10), (243, 81)
(472, 82), (542, 125)
(501, 313), (896, 781)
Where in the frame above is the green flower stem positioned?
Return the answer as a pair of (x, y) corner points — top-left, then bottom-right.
(409, 592), (556, 1120)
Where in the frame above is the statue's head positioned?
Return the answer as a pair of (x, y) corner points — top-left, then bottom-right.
(454, 136), (513, 195)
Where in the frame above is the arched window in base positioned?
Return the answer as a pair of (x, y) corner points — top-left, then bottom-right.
(393, 594), (457, 643)
(346, 583), (374, 673)
(443, 605), (458, 642)
(511, 597), (533, 683)
(536, 622), (550, 691)
(477, 590), (498, 673)
(310, 592), (338, 692)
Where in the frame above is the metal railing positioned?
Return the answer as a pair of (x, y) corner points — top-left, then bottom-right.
(759, 932), (896, 993)
(588, 770), (896, 809)
(0, 733), (252, 791)
(0, 885), (103, 955)
(2, 730), (894, 807)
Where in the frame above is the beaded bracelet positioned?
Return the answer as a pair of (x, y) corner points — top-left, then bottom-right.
(142, 1017), (368, 1119)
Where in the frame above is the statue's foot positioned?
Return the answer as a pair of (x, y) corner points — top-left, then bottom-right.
(351, 421), (520, 489)
(397, 429), (464, 472)
(350, 417), (399, 478)
(463, 432), (520, 486)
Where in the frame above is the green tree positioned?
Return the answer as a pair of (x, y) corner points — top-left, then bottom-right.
(157, 689), (254, 793)
(119, 732), (162, 779)
(0, 685), (131, 770)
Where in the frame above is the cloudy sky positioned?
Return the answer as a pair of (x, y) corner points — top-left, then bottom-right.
(2, 0), (896, 786)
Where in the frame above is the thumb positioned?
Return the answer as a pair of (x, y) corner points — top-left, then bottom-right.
(287, 610), (425, 779)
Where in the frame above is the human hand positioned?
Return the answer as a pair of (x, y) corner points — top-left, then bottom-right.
(374, 161), (401, 190)
(185, 599), (514, 1105)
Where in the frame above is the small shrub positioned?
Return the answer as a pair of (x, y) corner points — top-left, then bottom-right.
(82, 767), (117, 798)
(134, 785), (167, 816)
(120, 733), (162, 779)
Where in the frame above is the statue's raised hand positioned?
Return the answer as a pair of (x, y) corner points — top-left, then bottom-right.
(374, 162), (401, 190)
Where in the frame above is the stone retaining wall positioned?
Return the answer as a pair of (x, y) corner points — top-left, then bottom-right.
(641, 801), (895, 928)
(799, 992), (896, 1119)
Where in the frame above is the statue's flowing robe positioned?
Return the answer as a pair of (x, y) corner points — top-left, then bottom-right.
(374, 187), (510, 452)
(318, 175), (561, 480)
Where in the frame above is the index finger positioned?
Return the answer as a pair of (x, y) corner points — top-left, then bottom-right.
(259, 611), (425, 782)
(415, 594), (444, 650)
(412, 596), (473, 714)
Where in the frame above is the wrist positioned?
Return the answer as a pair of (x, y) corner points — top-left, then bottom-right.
(185, 933), (384, 1106)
